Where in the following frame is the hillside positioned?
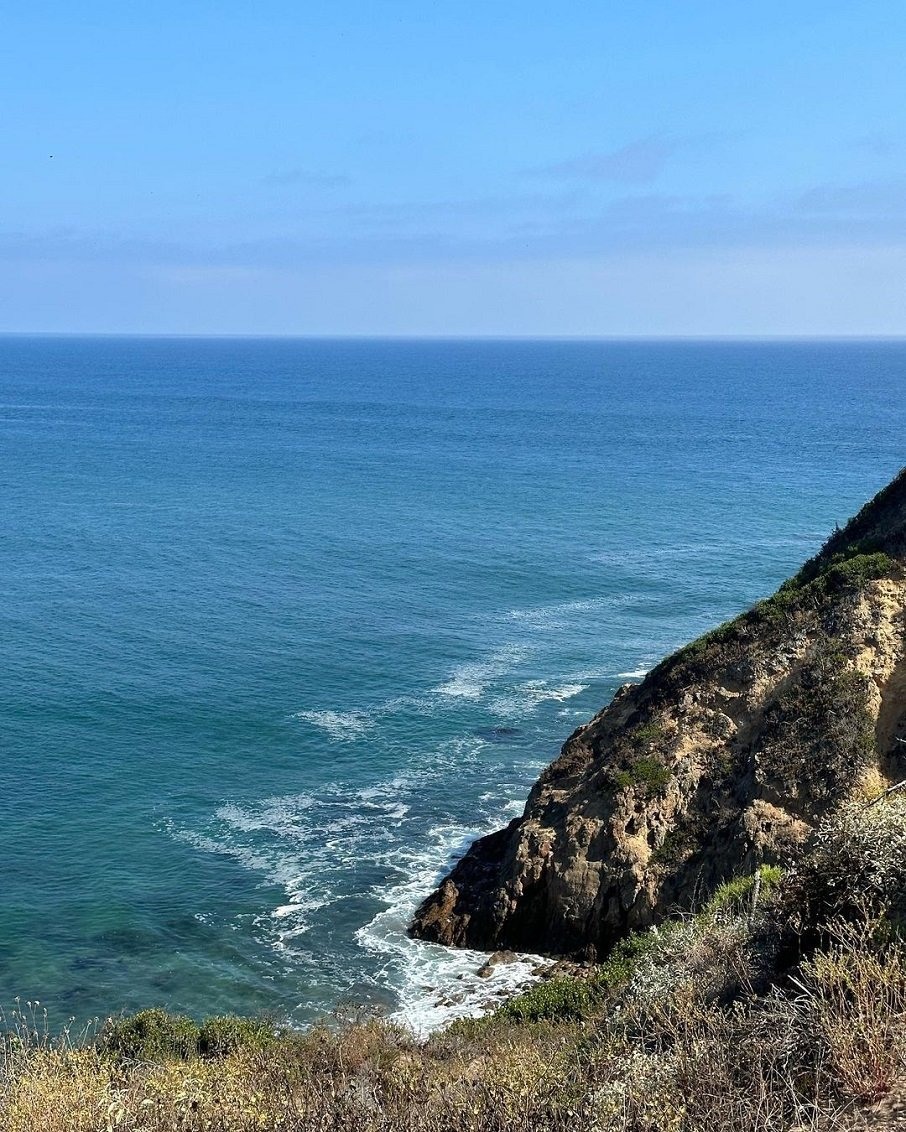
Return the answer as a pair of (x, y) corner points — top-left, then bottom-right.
(7, 740), (906, 1130)
(410, 468), (906, 956)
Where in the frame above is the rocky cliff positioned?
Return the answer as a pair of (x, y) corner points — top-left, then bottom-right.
(410, 468), (906, 958)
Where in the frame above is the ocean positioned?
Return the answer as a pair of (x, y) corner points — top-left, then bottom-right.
(1, 336), (904, 1033)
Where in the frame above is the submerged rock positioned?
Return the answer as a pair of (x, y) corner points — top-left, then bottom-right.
(410, 467), (906, 958)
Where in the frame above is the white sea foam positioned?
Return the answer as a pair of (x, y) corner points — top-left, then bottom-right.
(169, 608), (607, 1029)
(433, 644), (531, 699)
(488, 680), (588, 719)
(477, 793), (526, 819)
(291, 709), (374, 741)
(615, 669), (649, 679)
(166, 820), (334, 948)
(355, 818), (551, 1036)
(167, 738), (486, 930)
(504, 597), (625, 633)
(165, 726), (551, 1032)
(296, 633), (584, 732)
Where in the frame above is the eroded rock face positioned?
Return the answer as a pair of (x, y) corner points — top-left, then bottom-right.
(409, 469), (906, 958)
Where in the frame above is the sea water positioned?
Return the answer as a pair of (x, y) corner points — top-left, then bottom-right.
(1, 336), (904, 1033)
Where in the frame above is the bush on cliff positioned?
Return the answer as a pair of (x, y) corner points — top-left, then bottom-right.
(782, 792), (906, 933)
(671, 545), (898, 678)
(756, 639), (876, 806)
(101, 1009), (278, 1062)
(101, 1009), (201, 1062)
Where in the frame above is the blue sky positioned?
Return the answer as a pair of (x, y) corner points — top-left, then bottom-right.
(3, 1), (906, 335)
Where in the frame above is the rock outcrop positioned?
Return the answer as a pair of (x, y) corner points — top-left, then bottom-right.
(410, 468), (906, 958)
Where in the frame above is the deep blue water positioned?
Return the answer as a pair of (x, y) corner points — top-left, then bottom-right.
(1, 336), (904, 1030)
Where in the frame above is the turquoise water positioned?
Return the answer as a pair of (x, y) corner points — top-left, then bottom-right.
(2, 336), (904, 1030)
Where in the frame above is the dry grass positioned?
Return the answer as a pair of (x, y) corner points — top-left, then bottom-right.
(2, 935), (897, 1131)
(3, 801), (906, 1131)
(797, 927), (906, 1104)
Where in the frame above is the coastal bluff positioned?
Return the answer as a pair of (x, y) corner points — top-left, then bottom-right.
(410, 468), (906, 958)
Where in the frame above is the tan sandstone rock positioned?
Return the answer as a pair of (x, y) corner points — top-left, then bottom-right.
(410, 468), (906, 958)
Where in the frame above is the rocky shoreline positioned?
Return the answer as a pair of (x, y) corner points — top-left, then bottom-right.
(410, 467), (906, 959)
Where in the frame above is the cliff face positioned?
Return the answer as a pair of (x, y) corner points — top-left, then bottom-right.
(410, 469), (906, 958)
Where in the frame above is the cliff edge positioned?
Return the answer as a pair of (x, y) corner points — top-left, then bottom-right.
(410, 467), (906, 958)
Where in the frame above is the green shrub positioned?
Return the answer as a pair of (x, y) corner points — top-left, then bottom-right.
(497, 976), (604, 1023)
(702, 866), (783, 921)
(650, 825), (697, 867)
(671, 546), (896, 677)
(756, 639), (874, 807)
(488, 931), (662, 1027)
(674, 618), (740, 667)
(752, 586), (800, 623)
(792, 540), (894, 590)
(198, 1015), (276, 1057)
(631, 722), (666, 746)
(614, 755), (671, 795)
(820, 550), (895, 590)
(746, 550), (893, 627)
(101, 1008), (200, 1062)
(597, 930), (662, 988)
(101, 1010), (280, 1062)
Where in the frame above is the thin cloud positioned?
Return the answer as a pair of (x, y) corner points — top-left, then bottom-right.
(7, 179), (906, 273)
(796, 179), (906, 214)
(527, 136), (676, 184)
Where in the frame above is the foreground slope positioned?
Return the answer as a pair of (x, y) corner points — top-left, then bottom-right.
(410, 468), (906, 956)
(7, 792), (906, 1130)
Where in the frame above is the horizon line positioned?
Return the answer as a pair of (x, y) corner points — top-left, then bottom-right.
(2, 331), (906, 343)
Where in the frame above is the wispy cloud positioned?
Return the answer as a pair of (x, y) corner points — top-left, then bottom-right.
(526, 136), (677, 184)
(796, 179), (906, 214)
(5, 177), (906, 273)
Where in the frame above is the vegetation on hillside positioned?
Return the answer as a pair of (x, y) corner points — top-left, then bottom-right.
(3, 795), (905, 1130)
(670, 544), (898, 679)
